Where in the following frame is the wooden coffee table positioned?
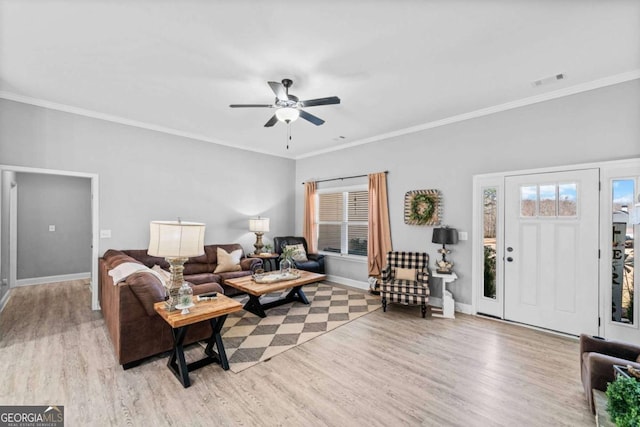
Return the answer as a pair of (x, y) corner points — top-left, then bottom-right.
(224, 271), (326, 317)
(154, 294), (242, 388)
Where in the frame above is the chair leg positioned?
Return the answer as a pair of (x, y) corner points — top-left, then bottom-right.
(382, 297), (387, 312)
(421, 304), (426, 318)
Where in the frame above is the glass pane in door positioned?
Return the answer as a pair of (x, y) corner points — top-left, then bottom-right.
(539, 185), (556, 216)
(520, 185), (537, 217)
(558, 183), (577, 216)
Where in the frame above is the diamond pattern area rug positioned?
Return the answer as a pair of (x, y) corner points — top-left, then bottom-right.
(217, 283), (380, 373)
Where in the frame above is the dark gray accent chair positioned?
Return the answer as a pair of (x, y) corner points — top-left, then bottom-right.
(273, 236), (325, 274)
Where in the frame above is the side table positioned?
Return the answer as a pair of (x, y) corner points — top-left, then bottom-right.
(248, 253), (280, 272)
(154, 294), (242, 388)
(431, 271), (458, 319)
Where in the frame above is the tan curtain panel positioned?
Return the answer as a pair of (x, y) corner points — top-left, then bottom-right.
(303, 181), (318, 253)
(368, 172), (392, 277)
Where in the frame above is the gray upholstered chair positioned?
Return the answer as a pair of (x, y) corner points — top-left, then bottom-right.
(380, 251), (430, 318)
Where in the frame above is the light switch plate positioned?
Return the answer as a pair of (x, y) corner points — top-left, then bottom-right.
(49, 225), (56, 232)
(458, 231), (468, 241)
(100, 229), (112, 238)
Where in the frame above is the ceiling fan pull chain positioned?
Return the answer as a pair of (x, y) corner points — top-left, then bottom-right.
(286, 123), (292, 150)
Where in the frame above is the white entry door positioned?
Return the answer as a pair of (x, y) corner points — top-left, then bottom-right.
(504, 169), (599, 336)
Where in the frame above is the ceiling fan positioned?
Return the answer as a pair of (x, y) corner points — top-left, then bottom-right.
(229, 79), (340, 127)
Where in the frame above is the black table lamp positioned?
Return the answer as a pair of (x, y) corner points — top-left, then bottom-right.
(432, 227), (458, 274)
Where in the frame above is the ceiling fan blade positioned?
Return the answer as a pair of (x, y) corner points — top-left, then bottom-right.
(264, 114), (279, 127)
(229, 104), (274, 108)
(268, 81), (289, 101)
(299, 96), (341, 108)
(299, 109), (325, 126)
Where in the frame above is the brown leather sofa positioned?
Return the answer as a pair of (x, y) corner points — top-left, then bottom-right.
(99, 244), (261, 368)
(580, 334), (640, 413)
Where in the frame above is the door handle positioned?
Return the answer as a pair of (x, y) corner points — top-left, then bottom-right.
(507, 247), (514, 252)
(506, 257), (514, 262)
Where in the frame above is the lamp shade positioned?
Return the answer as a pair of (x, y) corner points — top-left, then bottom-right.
(249, 217), (270, 233)
(148, 221), (206, 258)
(275, 107), (299, 123)
(432, 227), (458, 245)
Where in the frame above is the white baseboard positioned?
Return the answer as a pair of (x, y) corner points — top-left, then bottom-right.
(15, 272), (91, 287)
(0, 289), (11, 313)
(429, 296), (473, 315)
(325, 275), (369, 291)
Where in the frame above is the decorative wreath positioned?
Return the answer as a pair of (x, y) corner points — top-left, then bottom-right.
(404, 190), (441, 225)
(410, 193), (435, 222)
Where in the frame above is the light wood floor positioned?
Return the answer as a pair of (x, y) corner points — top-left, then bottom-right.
(0, 280), (594, 426)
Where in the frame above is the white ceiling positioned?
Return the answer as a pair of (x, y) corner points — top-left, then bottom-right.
(1, 1), (639, 159)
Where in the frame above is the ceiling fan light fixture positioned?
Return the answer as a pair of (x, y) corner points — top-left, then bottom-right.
(275, 107), (299, 123)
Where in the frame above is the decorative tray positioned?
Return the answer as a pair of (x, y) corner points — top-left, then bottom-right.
(252, 272), (301, 284)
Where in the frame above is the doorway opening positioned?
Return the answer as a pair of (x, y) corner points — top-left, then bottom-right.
(0, 165), (99, 311)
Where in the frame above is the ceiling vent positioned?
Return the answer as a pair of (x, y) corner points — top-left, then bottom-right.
(532, 73), (566, 87)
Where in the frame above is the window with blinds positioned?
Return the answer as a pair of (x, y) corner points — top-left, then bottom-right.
(317, 189), (368, 256)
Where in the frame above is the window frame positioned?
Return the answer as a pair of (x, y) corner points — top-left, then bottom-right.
(316, 184), (368, 257)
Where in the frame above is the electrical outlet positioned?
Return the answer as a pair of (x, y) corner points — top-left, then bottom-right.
(458, 231), (468, 241)
(49, 225), (56, 232)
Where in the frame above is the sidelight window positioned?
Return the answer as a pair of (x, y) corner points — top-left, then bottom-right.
(611, 178), (635, 325)
(482, 187), (497, 299)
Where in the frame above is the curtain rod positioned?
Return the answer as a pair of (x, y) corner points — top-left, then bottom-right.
(302, 171), (388, 185)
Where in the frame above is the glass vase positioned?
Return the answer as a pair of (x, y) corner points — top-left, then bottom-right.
(178, 282), (193, 309)
(280, 257), (292, 275)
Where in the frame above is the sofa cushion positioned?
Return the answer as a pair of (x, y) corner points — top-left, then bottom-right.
(190, 282), (224, 295)
(183, 261), (213, 275)
(103, 250), (140, 270)
(125, 271), (167, 316)
(214, 248), (242, 273)
(184, 273), (221, 285)
(286, 244), (308, 262)
(123, 249), (168, 269)
(394, 267), (417, 281)
(219, 270), (253, 282)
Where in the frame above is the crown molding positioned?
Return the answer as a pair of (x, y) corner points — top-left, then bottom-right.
(295, 70), (640, 159)
(0, 91), (295, 159)
(2, 69), (638, 161)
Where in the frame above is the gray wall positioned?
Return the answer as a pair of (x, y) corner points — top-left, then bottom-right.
(0, 99), (296, 256)
(16, 173), (91, 279)
(295, 80), (640, 306)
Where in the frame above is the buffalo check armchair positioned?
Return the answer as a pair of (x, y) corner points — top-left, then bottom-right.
(380, 251), (430, 318)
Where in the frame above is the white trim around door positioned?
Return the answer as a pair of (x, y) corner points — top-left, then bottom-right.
(473, 158), (640, 339)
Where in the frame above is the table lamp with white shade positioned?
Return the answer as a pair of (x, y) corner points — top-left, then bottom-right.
(249, 217), (270, 254)
(148, 220), (206, 311)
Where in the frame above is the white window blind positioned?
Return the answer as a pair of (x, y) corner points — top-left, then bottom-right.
(317, 189), (368, 256)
